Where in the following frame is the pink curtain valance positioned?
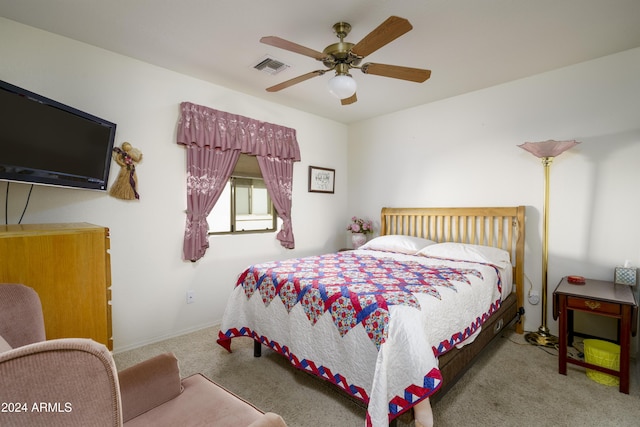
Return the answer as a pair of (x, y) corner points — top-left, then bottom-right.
(177, 102), (301, 161)
(177, 102), (300, 261)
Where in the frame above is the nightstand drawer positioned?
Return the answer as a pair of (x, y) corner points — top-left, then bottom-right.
(567, 297), (620, 315)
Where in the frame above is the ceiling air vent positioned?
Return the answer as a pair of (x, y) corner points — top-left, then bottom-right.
(253, 56), (289, 75)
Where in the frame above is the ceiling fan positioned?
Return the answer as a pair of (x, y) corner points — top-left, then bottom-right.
(260, 16), (431, 105)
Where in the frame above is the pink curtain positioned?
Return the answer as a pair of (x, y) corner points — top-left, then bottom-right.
(177, 102), (301, 261)
(183, 146), (240, 261)
(257, 156), (295, 248)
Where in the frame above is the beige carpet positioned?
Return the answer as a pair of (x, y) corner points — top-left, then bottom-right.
(114, 325), (640, 426)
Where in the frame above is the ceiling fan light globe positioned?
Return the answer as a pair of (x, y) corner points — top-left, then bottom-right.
(327, 75), (357, 99)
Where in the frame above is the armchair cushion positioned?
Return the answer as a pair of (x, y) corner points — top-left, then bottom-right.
(118, 353), (183, 422)
(125, 373), (287, 426)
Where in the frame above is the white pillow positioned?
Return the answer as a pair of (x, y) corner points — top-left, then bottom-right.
(416, 242), (511, 268)
(359, 235), (437, 254)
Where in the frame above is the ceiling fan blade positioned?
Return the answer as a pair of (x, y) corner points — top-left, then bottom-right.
(341, 93), (357, 105)
(350, 16), (413, 58)
(361, 63), (431, 83)
(260, 36), (329, 61)
(266, 70), (326, 92)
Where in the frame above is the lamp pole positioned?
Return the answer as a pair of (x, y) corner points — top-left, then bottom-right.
(525, 156), (559, 347)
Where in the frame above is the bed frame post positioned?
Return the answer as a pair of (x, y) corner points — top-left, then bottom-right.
(514, 205), (525, 334)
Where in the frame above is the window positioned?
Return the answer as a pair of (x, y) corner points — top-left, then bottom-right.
(208, 154), (277, 234)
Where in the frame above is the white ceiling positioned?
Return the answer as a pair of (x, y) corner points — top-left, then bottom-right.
(2, 0), (640, 124)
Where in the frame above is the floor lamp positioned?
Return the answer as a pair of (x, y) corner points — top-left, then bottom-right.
(518, 139), (580, 347)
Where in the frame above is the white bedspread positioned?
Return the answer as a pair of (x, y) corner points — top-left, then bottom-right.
(218, 248), (510, 427)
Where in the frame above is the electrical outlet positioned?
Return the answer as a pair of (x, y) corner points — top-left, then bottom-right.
(528, 290), (540, 305)
(186, 290), (195, 304)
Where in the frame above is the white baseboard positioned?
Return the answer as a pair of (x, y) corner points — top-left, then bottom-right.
(112, 321), (221, 354)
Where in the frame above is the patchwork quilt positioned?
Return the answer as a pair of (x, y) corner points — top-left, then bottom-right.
(218, 249), (505, 427)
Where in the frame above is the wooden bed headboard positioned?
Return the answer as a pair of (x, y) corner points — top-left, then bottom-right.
(380, 206), (526, 333)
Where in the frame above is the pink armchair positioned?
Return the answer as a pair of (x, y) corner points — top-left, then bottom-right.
(0, 283), (287, 427)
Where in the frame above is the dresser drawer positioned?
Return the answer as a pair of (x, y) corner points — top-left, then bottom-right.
(567, 297), (621, 315)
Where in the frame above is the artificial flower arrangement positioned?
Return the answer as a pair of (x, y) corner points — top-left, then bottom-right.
(347, 216), (373, 234)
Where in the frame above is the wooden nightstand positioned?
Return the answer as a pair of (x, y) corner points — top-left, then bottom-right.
(553, 276), (638, 393)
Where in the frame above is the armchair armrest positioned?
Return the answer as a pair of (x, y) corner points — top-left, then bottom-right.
(0, 338), (121, 427)
(118, 352), (183, 423)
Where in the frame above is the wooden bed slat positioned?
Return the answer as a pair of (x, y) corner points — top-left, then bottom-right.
(380, 206), (526, 334)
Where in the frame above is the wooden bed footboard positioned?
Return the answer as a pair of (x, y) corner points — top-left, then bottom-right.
(380, 206), (526, 333)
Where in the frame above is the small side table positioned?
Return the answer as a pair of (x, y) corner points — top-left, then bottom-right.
(553, 276), (638, 393)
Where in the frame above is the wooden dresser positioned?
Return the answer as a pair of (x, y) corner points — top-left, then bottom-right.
(0, 223), (112, 350)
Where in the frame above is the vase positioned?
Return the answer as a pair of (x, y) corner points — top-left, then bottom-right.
(351, 233), (367, 249)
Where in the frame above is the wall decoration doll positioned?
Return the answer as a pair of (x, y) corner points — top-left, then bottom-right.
(109, 142), (143, 200)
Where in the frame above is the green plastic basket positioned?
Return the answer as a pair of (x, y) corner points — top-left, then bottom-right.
(583, 339), (620, 386)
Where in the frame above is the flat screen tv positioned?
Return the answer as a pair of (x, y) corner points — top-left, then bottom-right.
(0, 80), (117, 191)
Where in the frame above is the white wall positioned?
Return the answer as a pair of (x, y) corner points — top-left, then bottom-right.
(0, 18), (349, 352)
(348, 47), (640, 336)
(3, 16), (639, 351)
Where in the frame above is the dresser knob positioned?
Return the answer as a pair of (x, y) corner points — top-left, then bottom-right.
(584, 300), (601, 310)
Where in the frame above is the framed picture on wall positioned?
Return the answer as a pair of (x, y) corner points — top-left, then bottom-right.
(308, 166), (335, 194)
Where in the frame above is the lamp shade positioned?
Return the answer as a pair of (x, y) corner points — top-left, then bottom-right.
(327, 75), (357, 99)
(518, 140), (580, 158)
